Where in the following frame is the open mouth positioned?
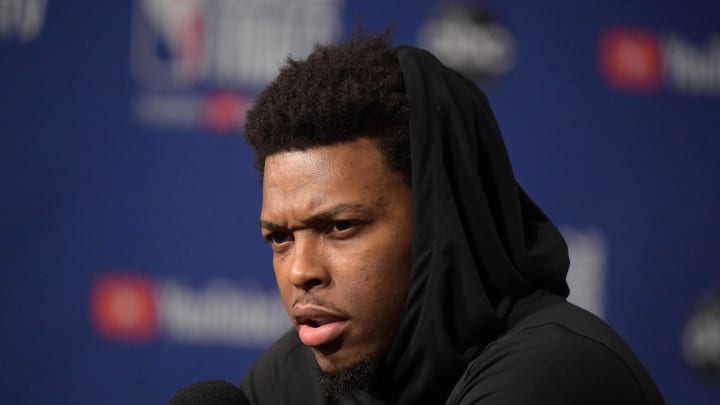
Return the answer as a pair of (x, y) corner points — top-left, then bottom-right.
(298, 316), (334, 328)
(296, 316), (347, 347)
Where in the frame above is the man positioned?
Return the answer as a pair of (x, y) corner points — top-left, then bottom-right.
(240, 32), (664, 404)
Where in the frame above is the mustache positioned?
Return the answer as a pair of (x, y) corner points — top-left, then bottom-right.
(292, 295), (349, 317)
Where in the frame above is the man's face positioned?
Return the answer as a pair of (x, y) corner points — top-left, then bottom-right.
(260, 137), (412, 373)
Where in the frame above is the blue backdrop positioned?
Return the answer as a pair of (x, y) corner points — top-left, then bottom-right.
(2, 0), (719, 403)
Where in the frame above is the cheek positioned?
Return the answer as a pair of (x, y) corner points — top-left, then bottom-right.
(332, 243), (410, 307)
(330, 248), (374, 292)
(372, 238), (412, 312)
(272, 259), (295, 308)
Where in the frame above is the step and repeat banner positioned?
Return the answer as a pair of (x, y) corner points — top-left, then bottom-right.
(2, 0), (719, 403)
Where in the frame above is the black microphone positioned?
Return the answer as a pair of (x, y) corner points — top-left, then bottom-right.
(168, 380), (250, 404)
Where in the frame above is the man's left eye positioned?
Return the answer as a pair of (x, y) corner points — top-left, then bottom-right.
(332, 221), (354, 231)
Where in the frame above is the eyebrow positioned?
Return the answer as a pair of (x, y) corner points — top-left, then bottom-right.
(259, 203), (368, 231)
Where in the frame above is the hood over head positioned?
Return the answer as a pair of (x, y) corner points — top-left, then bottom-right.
(377, 45), (570, 404)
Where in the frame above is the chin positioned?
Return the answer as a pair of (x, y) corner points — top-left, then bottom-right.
(314, 353), (381, 400)
(313, 350), (354, 373)
(313, 346), (379, 374)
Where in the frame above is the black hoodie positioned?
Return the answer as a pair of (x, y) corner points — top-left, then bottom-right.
(240, 45), (664, 405)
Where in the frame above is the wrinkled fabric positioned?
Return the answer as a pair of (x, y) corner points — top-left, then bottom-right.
(374, 44), (570, 405)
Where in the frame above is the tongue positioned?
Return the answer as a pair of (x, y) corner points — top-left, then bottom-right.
(298, 321), (346, 347)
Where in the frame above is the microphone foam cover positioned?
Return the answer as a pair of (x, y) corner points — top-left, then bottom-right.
(168, 379), (250, 405)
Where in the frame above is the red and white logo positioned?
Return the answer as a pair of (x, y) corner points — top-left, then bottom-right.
(599, 28), (663, 92)
(90, 273), (159, 342)
(90, 271), (289, 347)
(599, 26), (720, 95)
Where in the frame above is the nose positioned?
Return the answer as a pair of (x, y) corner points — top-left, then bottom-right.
(285, 234), (329, 292)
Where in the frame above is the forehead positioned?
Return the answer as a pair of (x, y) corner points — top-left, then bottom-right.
(260, 138), (404, 217)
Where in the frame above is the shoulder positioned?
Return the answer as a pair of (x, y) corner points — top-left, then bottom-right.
(240, 329), (325, 404)
(446, 296), (664, 404)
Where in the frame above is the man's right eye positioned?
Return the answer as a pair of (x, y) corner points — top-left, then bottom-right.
(268, 232), (293, 244)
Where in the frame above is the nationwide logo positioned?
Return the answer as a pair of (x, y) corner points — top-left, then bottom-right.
(90, 271), (288, 347)
(599, 27), (720, 96)
(417, 5), (515, 81)
(0, 0), (47, 43)
(130, 0), (343, 133)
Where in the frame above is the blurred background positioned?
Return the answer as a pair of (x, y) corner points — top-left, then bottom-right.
(2, 0), (719, 403)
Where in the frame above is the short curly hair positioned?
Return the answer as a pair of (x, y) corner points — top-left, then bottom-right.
(244, 31), (410, 184)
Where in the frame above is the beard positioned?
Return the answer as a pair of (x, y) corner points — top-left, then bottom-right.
(315, 357), (380, 401)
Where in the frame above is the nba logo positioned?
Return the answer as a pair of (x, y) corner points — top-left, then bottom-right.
(130, 0), (209, 90)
